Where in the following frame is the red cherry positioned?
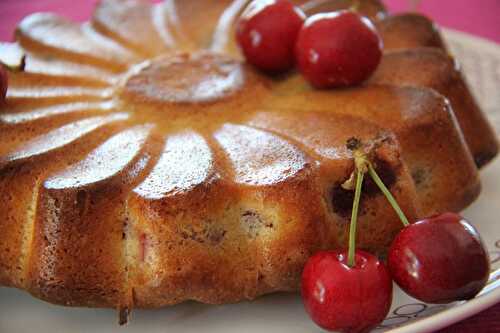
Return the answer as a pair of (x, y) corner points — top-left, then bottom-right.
(295, 10), (383, 88)
(302, 250), (392, 333)
(236, 0), (305, 73)
(0, 65), (7, 101)
(388, 212), (490, 304)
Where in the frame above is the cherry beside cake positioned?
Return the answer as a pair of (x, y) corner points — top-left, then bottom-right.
(0, 0), (497, 323)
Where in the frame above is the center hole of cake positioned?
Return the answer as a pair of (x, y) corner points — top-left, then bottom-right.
(123, 51), (245, 104)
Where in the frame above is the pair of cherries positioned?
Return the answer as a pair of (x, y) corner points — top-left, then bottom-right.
(236, 0), (383, 88)
(301, 141), (490, 333)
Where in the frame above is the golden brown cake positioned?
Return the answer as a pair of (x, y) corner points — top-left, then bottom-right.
(0, 0), (497, 313)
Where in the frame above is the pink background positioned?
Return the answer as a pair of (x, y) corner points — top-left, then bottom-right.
(0, 0), (499, 43)
(0, 0), (499, 332)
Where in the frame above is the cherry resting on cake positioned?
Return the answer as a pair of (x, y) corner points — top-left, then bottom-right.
(362, 149), (491, 304)
(353, 142), (491, 304)
(236, 0), (305, 73)
(302, 139), (393, 333)
(363, 155), (492, 304)
(388, 212), (490, 303)
(295, 10), (383, 88)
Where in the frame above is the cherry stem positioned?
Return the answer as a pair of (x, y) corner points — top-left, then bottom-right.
(367, 164), (410, 227)
(351, 0), (360, 12)
(347, 156), (365, 267)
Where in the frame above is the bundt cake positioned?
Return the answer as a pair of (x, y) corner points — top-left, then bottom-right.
(0, 0), (498, 315)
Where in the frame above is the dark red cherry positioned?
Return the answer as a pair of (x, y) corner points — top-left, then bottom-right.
(236, 0), (305, 73)
(388, 212), (490, 304)
(302, 250), (392, 333)
(0, 65), (7, 101)
(295, 10), (383, 88)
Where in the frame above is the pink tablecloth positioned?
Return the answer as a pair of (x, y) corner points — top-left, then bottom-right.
(0, 1), (498, 332)
(0, 0), (499, 43)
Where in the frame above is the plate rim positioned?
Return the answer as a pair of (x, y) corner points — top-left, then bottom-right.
(442, 28), (500, 54)
(387, 271), (500, 333)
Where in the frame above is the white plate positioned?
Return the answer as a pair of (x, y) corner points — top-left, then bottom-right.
(1, 29), (499, 333)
